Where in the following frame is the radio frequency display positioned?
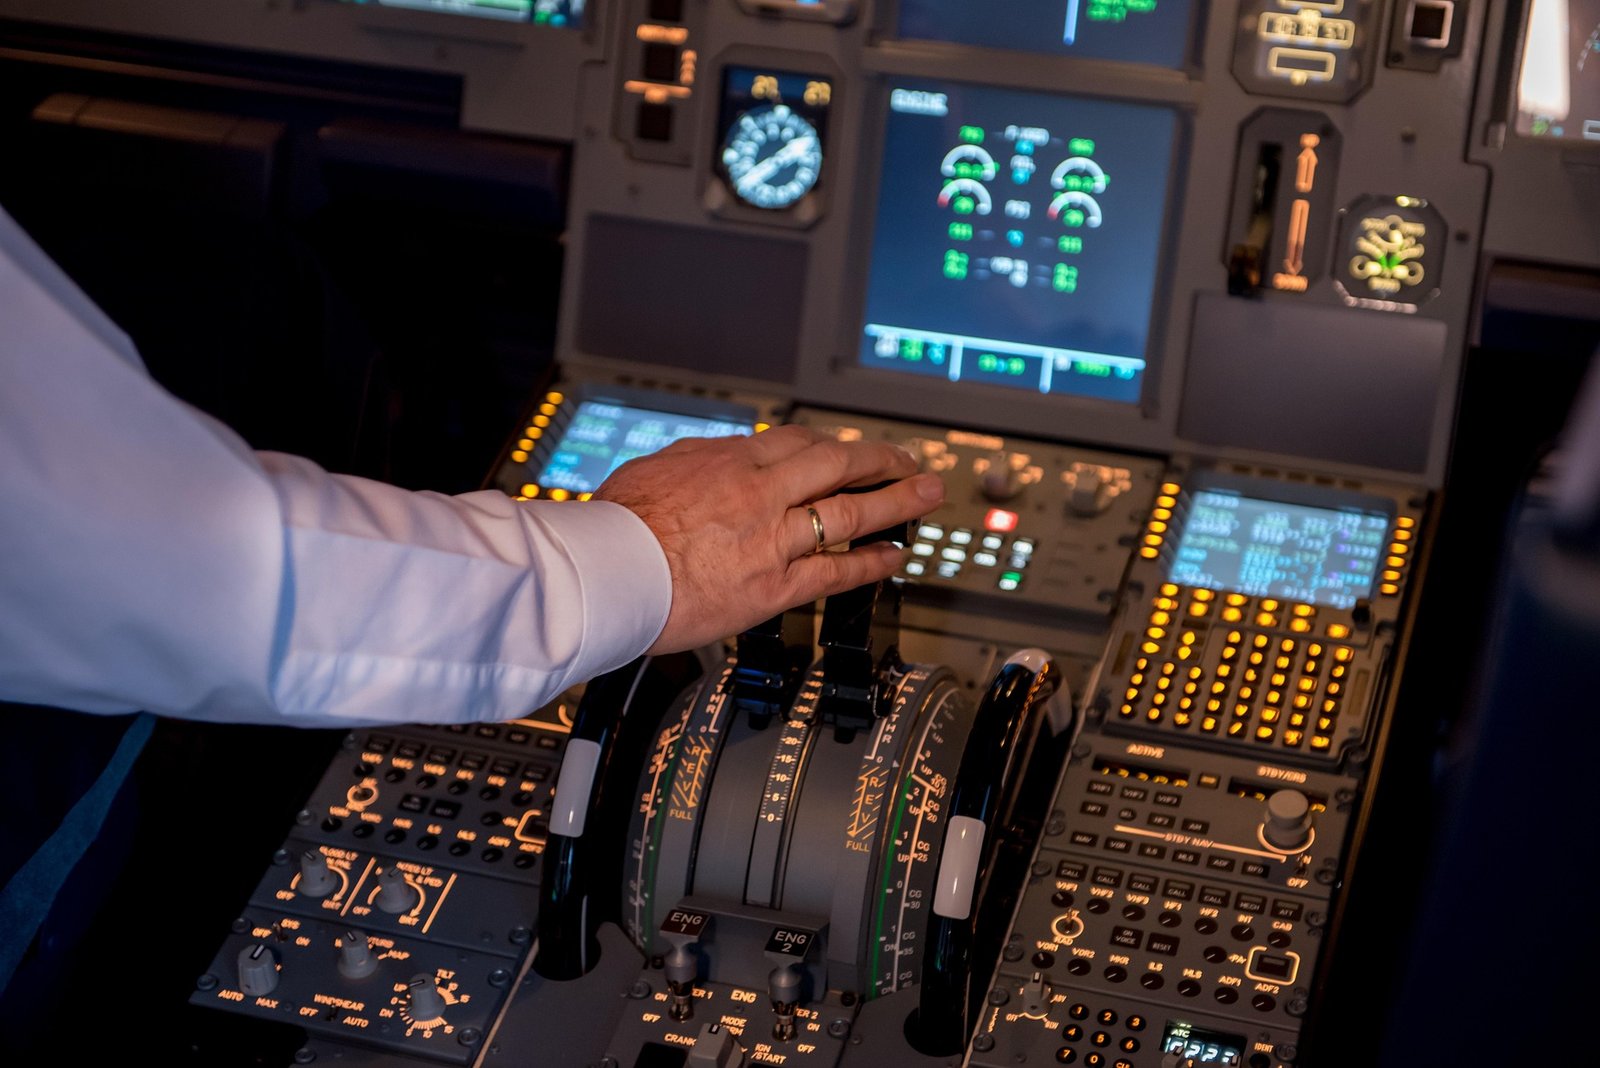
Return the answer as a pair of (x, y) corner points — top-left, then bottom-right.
(858, 83), (1178, 404)
(337, 0), (584, 26)
(1168, 490), (1389, 608)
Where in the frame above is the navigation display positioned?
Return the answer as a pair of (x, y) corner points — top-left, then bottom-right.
(337, 0), (584, 26)
(858, 82), (1178, 405)
(1167, 490), (1390, 609)
(897, 0), (1198, 69)
(536, 401), (752, 494)
(1514, 0), (1600, 141)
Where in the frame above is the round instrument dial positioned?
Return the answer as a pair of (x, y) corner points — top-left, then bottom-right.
(721, 104), (823, 210)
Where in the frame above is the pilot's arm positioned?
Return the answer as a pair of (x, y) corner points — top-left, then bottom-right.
(0, 206), (942, 726)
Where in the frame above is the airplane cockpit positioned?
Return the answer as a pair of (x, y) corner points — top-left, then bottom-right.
(1, 1), (1597, 1065)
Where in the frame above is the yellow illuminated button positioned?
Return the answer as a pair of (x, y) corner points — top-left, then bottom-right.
(1397, 516), (1415, 529)
(1160, 583), (1179, 597)
(1292, 604), (1314, 617)
(1190, 602), (1210, 617)
(1256, 612), (1278, 628)
(1289, 712), (1307, 728)
(1142, 640), (1161, 654)
(1206, 699), (1221, 713)
(520, 483), (539, 497)
(1140, 547), (1160, 559)
(517, 437), (534, 451)
(1212, 681), (1229, 695)
(1149, 520), (1168, 534)
(1294, 694), (1312, 710)
(1394, 529), (1412, 542)
(538, 402), (557, 416)
(534, 414), (551, 428)
(1228, 721), (1247, 737)
(1260, 707), (1281, 724)
(1161, 661), (1176, 675)
(1334, 646), (1353, 662)
(549, 488), (570, 501)
(1226, 593), (1249, 607)
(1154, 597), (1178, 611)
(1290, 618), (1311, 633)
(1152, 692), (1167, 707)
(1275, 655), (1292, 670)
(1125, 687), (1140, 702)
(1161, 482), (1181, 494)
(1193, 588), (1215, 602)
(1153, 507), (1172, 521)
(1222, 607), (1243, 623)
(1327, 623), (1351, 639)
(1382, 569), (1402, 582)
(1387, 555), (1406, 568)
(1283, 729), (1303, 747)
(1323, 698), (1338, 714)
(510, 450), (529, 463)
(1174, 712), (1192, 726)
(1151, 610), (1171, 626)
(1201, 716), (1218, 732)
(1271, 672), (1287, 687)
(546, 390), (565, 404)
(1147, 627), (1167, 640)
(1255, 726), (1275, 741)
(1135, 657), (1149, 671)
(1147, 708), (1162, 721)
(1120, 704), (1134, 717)
(1177, 645), (1192, 661)
(1217, 663), (1232, 678)
(1380, 583), (1400, 595)
(1260, 598), (1280, 612)
(1156, 676), (1172, 690)
(1254, 634), (1271, 648)
(1310, 736), (1331, 751)
(1265, 690), (1281, 705)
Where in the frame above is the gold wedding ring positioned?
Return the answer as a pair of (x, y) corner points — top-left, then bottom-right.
(806, 505), (827, 555)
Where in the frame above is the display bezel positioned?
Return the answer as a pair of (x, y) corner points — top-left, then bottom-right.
(1164, 472), (1397, 608)
(824, 72), (1191, 426)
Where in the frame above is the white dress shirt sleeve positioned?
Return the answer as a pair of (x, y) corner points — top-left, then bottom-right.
(0, 207), (673, 727)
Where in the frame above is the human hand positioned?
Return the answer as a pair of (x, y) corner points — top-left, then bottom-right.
(593, 425), (945, 654)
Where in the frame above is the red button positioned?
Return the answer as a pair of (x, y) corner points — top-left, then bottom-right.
(984, 508), (1019, 533)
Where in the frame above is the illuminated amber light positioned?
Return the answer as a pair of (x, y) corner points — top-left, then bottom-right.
(1284, 730), (1303, 746)
(636, 23), (690, 44)
(517, 438), (534, 451)
(539, 403), (558, 417)
(1226, 593), (1248, 607)
(1307, 642), (1323, 657)
(1311, 736), (1331, 750)
(1335, 646), (1353, 661)
(1206, 699), (1221, 713)
(1222, 607), (1243, 623)
(1229, 722), (1247, 737)
(1156, 675), (1172, 691)
(1135, 657), (1149, 670)
(1161, 661), (1175, 675)
(534, 415), (551, 428)
(1161, 482), (1180, 494)
(1391, 542), (1409, 556)
(1120, 704), (1134, 716)
(1292, 604), (1314, 617)
(1140, 547), (1160, 559)
(1141, 640), (1161, 654)
(1147, 626), (1167, 640)
(1201, 716), (1218, 732)
(1144, 534), (1164, 547)
(1294, 694), (1312, 710)
(1397, 516), (1415, 529)
(1254, 634), (1271, 648)
(1152, 508), (1172, 521)
(1386, 555), (1406, 568)
(520, 483), (539, 497)
(1190, 602), (1209, 617)
(546, 390), (564, 404)
(1177, 645), (1192, 661)
(578, 492), (593, 502)
(1327, 623), (1350, 639)
(1394, 528), (1412, 542)
(550, 488), (570, 502)
(510, 450), (529, 463)
(755, 422), (771, 432)
(1271, 672), (1286, 687)
(1217, 663), (1232, 678)
(1148, 709), (1163, 722)
(1260, 598), (1280, 612)
(1156, 496), (1176, 510)
(1380, 583), (1400, 595)
(1150, 610), (1171, 626)
(1154, 597), (1178, 612)
(1256, 612), (1278, 627)
(1192, 588), (1214, 602)
(1174, 712), (1192, 725)
(1212, 681), (1229, 695)
(1159, 582), (1179, 596)
(1149, 521), (1168, 534)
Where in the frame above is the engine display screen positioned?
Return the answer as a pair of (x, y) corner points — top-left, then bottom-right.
(337, 0), (584, 26)
(1514, 0), (1600, 141)
(1160, 1020), (1247, 1065)
(858, 82), (1178, 405)
(537, 401), (752, 494)
(897, 0), (1198, 69)
(1167, 489), (1390, 609)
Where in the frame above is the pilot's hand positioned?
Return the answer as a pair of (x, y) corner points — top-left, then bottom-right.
(594, 425), (944, 654)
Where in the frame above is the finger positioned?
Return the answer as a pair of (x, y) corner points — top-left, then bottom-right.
(739, 424), (826, 466)
(796, 474), (944, 557)
(784, 542), (907, 604)
(771, 438), (920, 503)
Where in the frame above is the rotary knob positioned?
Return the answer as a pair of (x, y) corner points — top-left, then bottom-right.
(1067, 467), (1109, 516)
(980, 453), (1023, 502)
(1262, 789), (1314, 852)
(298, 847), (338, 898)
(237, 943), (279, 996)
(337, 928), (378, 980)
(406, 972), (448, 1020)
(374, 866), (417, 914)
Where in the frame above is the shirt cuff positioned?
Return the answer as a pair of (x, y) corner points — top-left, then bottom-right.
(533, 498), (673, 680)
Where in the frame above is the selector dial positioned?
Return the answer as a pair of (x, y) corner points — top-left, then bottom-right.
(237, 943), (279, 996)
(337, 928), (377, 980)
(298, 847), (338, 898)
(1262, 788), (1315, 852)
(978, 452), (1024, 502)
(405, 972), (448, 1021)
(374, 866), (417, 914)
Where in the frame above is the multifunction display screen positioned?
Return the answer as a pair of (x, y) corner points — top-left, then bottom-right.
(1515, 0), (1600, 141)
(337, 0), (583, 26)
(897, 0), (1198, 69)
(858, 83), (1178, 404)
(537, 401), (752, 494)
(1167, 490), (1390, 609)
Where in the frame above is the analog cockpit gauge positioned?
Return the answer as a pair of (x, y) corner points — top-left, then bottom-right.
(715, 67), (834, 214)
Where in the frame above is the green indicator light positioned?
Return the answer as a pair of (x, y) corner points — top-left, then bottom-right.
(1058, 235), (1083, 254)
(943, 250), (969, 280)
(949, 222), (973, 241)
(960, 125), (985, 144)
(1067, 137), (1096, 156)
(953, 195), (975, 215)
(1074, 361), (1112, 378)
(1063, 208), (1086, 229)
(953, 161), (986, 180)
(1052, 264), (1079, 293)
(900, 338), (925, 361)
